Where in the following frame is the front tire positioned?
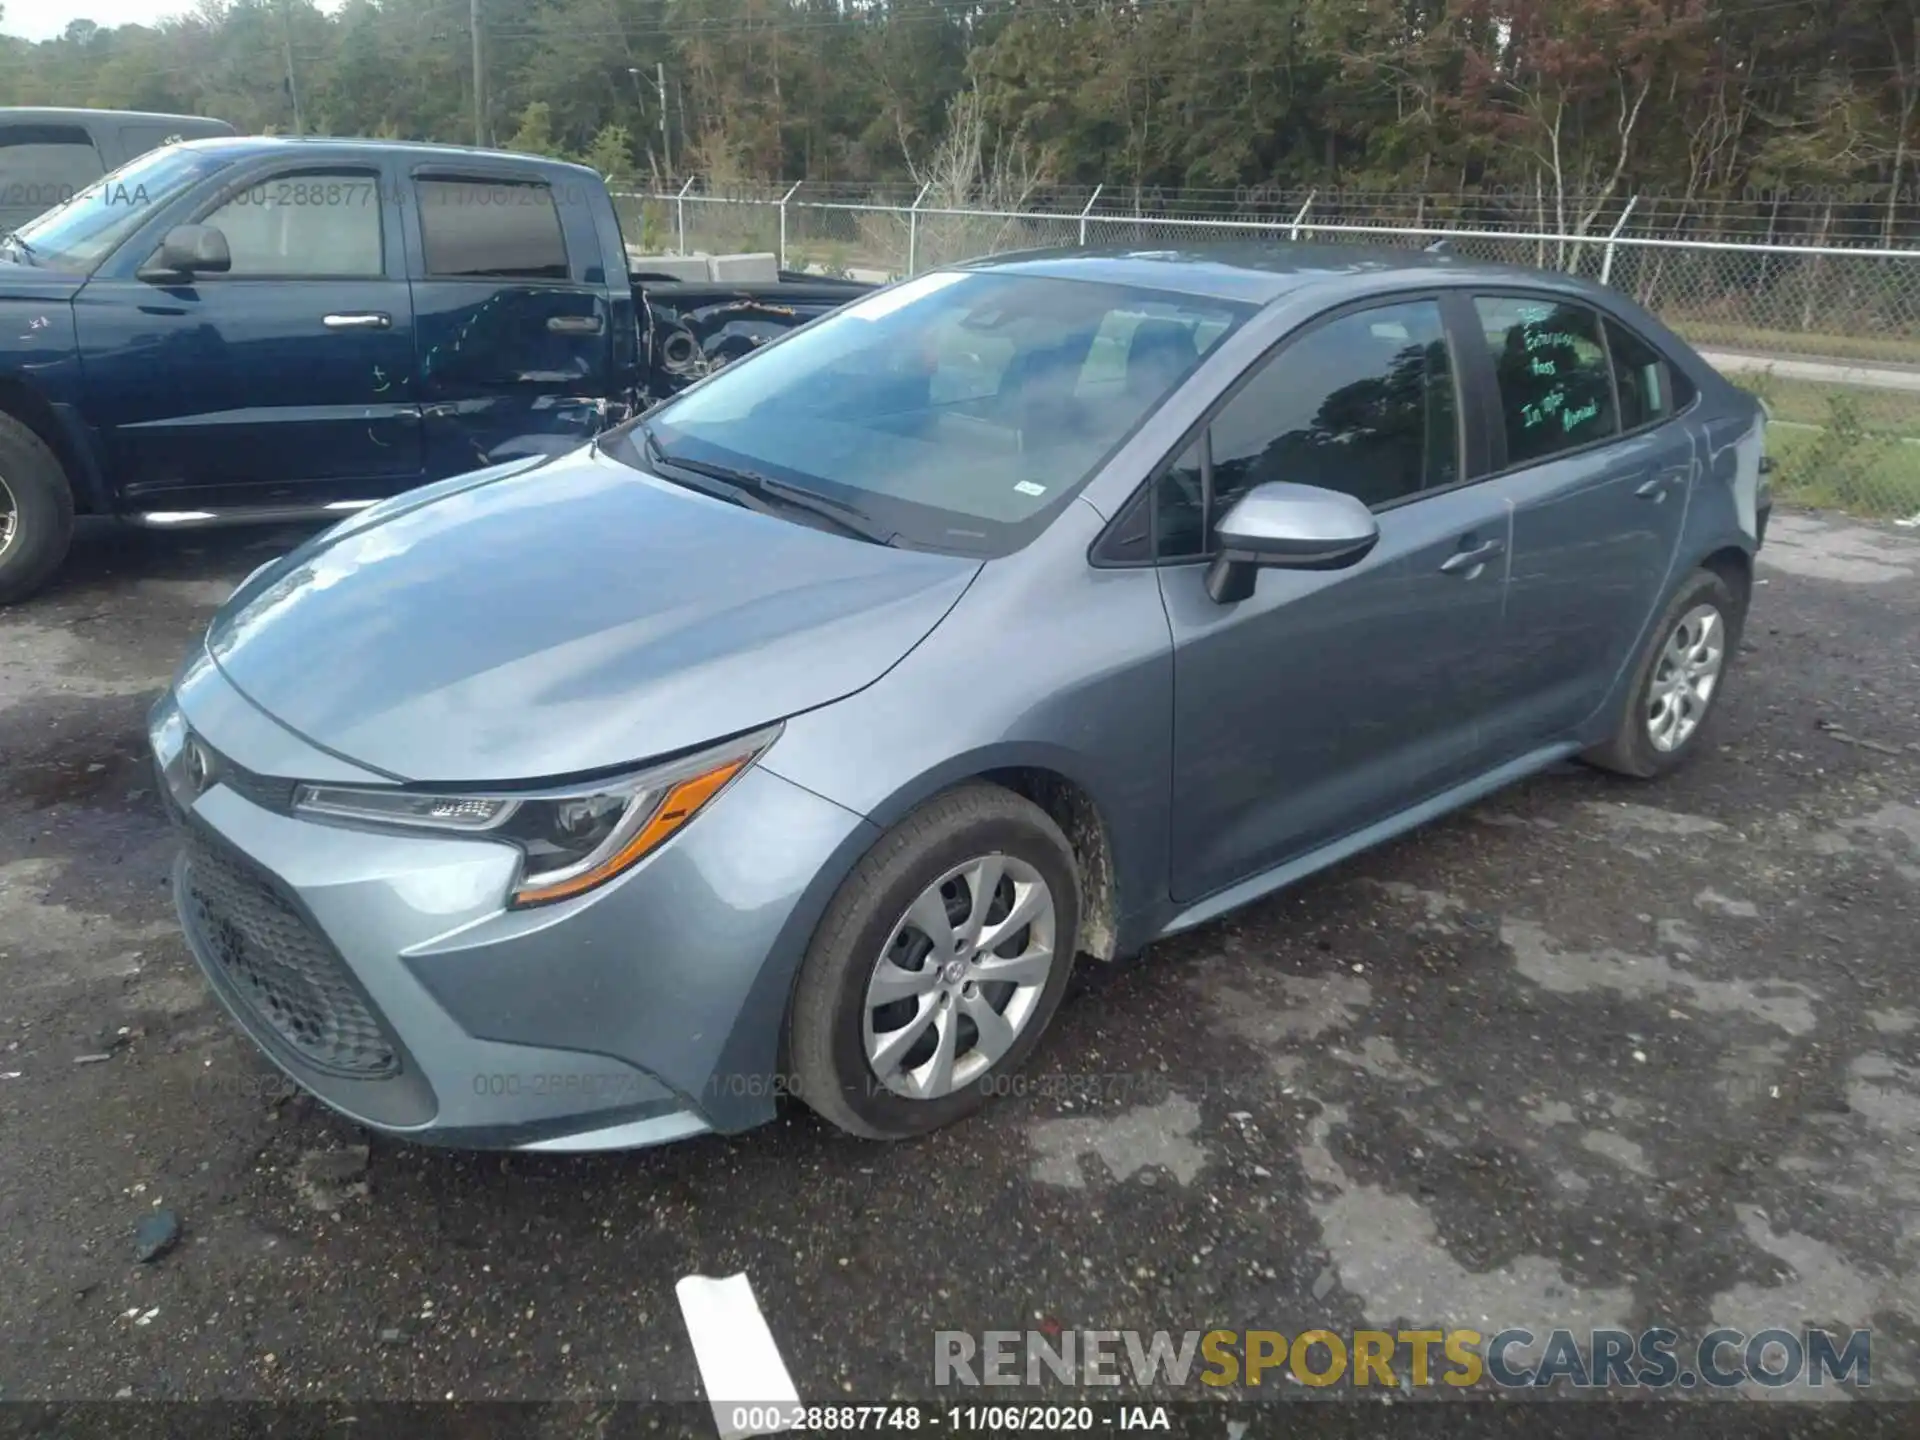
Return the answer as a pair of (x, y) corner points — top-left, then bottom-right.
(1583, 567), (1744, 779)
(790, 784), (1081, 1140)
(0, 413), (77, 606)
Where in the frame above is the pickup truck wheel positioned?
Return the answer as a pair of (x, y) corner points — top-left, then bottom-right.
(0, 414), (76, 605)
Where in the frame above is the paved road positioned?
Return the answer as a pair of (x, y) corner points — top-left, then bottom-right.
(1701, 350), (1920, 392)
(1, 513), (1917, 1414)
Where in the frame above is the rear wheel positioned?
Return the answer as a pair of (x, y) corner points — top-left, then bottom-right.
(0, 413), (77, 605)
(1583, 567), (1744, 778)
(790, 784), (1080, 1139)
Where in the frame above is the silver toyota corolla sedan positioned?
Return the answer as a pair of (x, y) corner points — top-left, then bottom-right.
(150, 244), (1771, 1152)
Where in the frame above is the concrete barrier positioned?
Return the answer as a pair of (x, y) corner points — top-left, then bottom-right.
(626, 251), (782, 284)
(627, 252), (714, 283)
(708, 252), (779, 283)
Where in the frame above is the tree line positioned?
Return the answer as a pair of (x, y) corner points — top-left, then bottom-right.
(2, 0), (1914, 243)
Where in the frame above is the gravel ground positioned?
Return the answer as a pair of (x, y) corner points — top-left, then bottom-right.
(0, 510), (1916, 1420)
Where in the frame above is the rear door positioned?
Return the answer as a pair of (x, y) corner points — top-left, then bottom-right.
(0, 120), (105, 231)
(403, 169), (614, 475)
(74, 157), (424, 510)
(1462, 293), (1694, 752)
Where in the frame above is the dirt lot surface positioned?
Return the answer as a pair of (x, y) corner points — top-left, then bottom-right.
(1, 511), (1917, 1422)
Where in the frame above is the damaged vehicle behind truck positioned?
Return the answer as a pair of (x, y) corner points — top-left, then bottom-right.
(0, 135), (866, 603)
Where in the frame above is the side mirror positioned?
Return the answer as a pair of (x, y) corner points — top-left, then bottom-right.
(143, 224), (231, 280)
(1205, 481), (1380, 604)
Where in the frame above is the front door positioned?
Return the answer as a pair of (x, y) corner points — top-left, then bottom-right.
(1463, 295), (1694, 750)
(1158, 296), (1513, 903)
(74, 161), (423, 510)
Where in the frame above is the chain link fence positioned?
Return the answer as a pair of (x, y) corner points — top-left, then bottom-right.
(621, 183), (1920, 522)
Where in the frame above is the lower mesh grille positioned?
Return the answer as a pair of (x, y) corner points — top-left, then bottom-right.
(181, 832), (397, 1077)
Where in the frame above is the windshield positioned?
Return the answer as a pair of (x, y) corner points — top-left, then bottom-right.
(622, 269), (1251, 555)
(7, 146), (236, 273)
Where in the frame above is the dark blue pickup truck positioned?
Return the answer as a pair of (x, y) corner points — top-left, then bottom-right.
(0, 136), (865, 602)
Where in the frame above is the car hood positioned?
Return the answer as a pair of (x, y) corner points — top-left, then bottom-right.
(0, 257), (85, 301)
(207, 447), (981, 783)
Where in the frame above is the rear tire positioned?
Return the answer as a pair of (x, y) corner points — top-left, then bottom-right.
(790, 783), (1081, 1140)
(1583, 567), (1744, 779)
(0, 413), (76, 605)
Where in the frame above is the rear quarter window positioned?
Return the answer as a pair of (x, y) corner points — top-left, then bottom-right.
(1605, 316), (1697, 430)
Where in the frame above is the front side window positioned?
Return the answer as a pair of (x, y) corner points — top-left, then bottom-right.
(1151, 298), (1461, 559)
(415, 178), (568, 280)
(199, 170), (384, 277)
(1475, 295), (1617, 464)
(627, 269), (1250, 556)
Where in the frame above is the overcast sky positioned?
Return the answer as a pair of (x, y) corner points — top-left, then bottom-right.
(5, 0), (342, 44)
(7, 0), (187, 42)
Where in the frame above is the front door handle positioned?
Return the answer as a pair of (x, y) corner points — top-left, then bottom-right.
(1440, 538), (1505, 576)
(547, 314), (604, 334)
(323, 312), (392, 330)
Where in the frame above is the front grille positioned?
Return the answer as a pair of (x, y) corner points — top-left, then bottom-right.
(180, 831), (397, 1078)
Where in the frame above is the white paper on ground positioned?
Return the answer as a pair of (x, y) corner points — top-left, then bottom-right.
(675, 1272), (801, 1438)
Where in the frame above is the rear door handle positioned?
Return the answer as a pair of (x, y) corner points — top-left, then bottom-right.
(1439, 538), (1504, 576)
(1635, 470), (1687, 499)
(323, 312), (391, 330)
(548, 314), (604, 334)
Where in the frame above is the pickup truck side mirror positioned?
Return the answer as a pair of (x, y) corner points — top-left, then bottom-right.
(142, 224), (232, 280)
(1205, 481), (1381, 604)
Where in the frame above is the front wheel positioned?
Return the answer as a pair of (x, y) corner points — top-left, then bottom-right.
(789, 784), (1080, 1139)
(1583, 567), (1745, 778)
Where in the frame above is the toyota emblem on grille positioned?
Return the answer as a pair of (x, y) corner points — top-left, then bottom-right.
(184, 738), (215, 796)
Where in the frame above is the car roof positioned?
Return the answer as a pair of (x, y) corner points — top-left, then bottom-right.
(0, 107), (236, 131)
(959, 241), (1598, 308)
(165, 134), (602, 178)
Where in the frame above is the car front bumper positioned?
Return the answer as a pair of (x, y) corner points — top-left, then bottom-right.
(150, 657), (873, 1151)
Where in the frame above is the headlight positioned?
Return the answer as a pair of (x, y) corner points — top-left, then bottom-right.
(292, 726), (778, 907)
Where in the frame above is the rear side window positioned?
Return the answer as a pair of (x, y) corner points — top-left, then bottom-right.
(1475, 296), (1617, 465)
(415, 178), (569, 280)
(0, 124), (104, 213)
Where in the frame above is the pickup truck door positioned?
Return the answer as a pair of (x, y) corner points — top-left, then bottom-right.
(402, 168), (616, 476)
(73, 159), (424, 512)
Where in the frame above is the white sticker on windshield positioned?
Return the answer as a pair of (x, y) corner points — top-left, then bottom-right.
(844, 268), (971, 322)
(1014, 480), (1047, 497)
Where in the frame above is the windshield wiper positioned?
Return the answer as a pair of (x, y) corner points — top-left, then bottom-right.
(1, 232), (35, 264)
(638, 424), (899, 546)
(631, 421), (768, 514)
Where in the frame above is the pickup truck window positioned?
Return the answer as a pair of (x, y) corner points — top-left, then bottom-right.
(0, 124), (104, 219)
(7, 145), (234, 273)
(415, 177), (568, 281)
(637, 269), (1252, 557)
(198, 169), (384, 278)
